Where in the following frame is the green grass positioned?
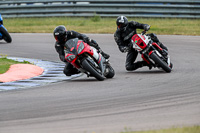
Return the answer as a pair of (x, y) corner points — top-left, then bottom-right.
(3, 17), (200, 35)
(121, 126), (200, 133)
(0, 56), (30, 74)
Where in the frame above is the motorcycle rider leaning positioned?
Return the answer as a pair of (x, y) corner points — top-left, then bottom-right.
(54, 25), (110, 76)
(114, 16), (168, 71)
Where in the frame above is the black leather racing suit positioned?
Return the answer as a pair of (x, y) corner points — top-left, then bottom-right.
(55, 30), (100, 76)
(114, 21), (167, 71)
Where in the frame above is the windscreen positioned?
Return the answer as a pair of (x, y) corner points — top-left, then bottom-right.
(65, 38), (79, 55)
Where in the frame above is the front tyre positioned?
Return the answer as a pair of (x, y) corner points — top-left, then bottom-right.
(82, 58), (105, 81)
(0, 26), (12, 43)
(150, 52), (171, 73)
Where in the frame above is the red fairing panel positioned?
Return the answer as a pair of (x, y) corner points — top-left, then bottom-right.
(77, 40), (94, 56)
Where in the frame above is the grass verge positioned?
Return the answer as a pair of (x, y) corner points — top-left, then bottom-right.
(121, 126), (200, 133)
(0, 55), (30, 74)
(3, 17), (200, 35)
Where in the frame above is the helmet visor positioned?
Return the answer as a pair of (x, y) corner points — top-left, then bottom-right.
(55, 31), (66, 43)
(118, 23), (127, 31)
(118, 23), (126, 28)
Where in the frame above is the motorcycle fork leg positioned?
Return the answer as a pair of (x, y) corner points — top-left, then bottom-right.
(88, 49), (105, 75)
(141, 54), (150, 64)
(152, 42), (163, 51)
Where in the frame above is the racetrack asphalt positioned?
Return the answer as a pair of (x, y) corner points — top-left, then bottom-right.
(0, 33), (199, 133)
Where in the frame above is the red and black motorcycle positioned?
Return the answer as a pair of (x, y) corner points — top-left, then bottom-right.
(131, 30), (173, 73)
(64, 38), (115, 81)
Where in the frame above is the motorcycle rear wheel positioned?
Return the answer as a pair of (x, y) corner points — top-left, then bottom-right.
(105, 65), (115, 78)
(150, 52), (171, 73)
(0, 26), (12, 43)
(82, 58), (105, 81)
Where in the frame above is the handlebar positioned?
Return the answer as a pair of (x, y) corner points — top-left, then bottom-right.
(141, 30), (146, 35)
(141, 25), (151, 35)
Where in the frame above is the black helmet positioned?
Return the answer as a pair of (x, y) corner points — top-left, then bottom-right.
(116, 16), (128, 30)
(53, 25), (67, 43)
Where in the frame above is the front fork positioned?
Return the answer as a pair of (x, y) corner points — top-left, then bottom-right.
(142, 51), (158, 68)
(141, 42), (165, 67)
(142, 42), (171, 67)
(142, 50), (170, 68)
(90, 47), (106, 75)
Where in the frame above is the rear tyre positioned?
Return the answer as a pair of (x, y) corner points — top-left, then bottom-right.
(150, 52), (171, 73)
(82, 58), (105, 81)
(170, 62), (173, 69)
(105, 65), (115, 78)
(0, 26), (12, 43)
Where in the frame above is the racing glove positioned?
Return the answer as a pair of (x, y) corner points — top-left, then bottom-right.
(83, 37), (98, 47)
(144, 24), (150, 31)
(119, 46), (130, 53)
(83, 36), (91, 44)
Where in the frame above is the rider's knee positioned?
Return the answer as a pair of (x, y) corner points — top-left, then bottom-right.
(63, 69), (72, 76)
(126, 65), (136, 71)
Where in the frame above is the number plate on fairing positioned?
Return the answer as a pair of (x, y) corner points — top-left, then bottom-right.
(132, 40), (143, 51)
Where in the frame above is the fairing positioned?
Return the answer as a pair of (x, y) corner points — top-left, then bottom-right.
(0, 14), (3, 25)
(131, 34), (150, 51)
(64, 38), (97, 68)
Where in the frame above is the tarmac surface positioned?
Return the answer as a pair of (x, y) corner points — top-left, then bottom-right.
(0, 33), (200, 133)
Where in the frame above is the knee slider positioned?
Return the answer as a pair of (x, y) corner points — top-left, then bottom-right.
(126, 65), (136, 71)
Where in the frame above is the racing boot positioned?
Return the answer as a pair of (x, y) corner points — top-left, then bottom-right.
(101, 51), (110, 59)
(91, 40), (110, 59)
(142, 61), (152, 70)
(98, 49), (110, 59)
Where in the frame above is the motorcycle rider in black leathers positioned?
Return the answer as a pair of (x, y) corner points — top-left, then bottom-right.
(114, 16), (168, 71)
(54, 25), (110, 76)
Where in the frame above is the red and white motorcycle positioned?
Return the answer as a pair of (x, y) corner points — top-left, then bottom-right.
(131, 30), (173, 73)
(64, 38), (115, 81)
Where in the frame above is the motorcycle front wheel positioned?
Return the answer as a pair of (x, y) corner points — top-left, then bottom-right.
(82, 58), (105, 81)
(149, 52), (171, 73)
(0, 26), (12, 43)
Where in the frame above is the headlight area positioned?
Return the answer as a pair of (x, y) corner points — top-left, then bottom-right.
(78, 42), (85, 54)
(65, 54), (76, 62)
